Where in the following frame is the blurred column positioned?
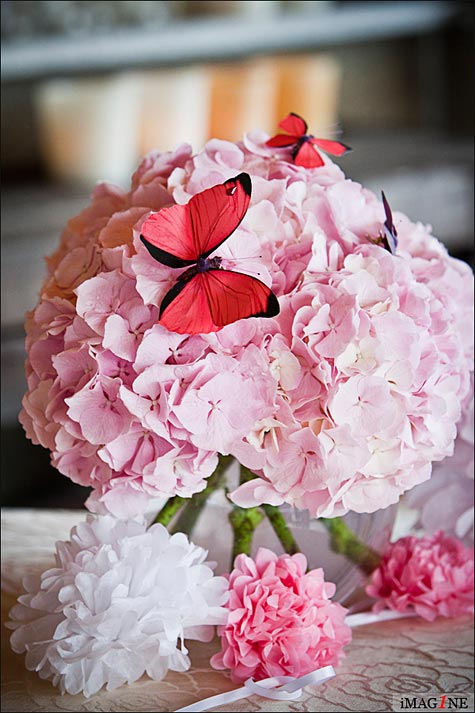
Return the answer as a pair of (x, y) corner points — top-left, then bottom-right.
(209, 58), (278, 141)
(273, 53), (343, 136)
(138, 65), (211, 154)
(34, 73), (142, 187)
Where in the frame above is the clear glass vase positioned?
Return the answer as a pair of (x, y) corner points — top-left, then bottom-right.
(159, 458), (397, 611)
(193, 494), (395, 609)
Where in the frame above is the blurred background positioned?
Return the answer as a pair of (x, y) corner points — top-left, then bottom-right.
(1, 0), (474, 508)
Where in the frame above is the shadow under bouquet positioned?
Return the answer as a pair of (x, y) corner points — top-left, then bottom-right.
(10, 114), (474, 702)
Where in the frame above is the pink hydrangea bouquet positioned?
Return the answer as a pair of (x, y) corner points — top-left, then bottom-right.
(11, 114), (474, 701)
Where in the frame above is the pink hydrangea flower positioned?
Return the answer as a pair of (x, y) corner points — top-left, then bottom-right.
(210, 548), (351, 683)
(404, 380), (474, 545)
(366, 531), (474, 621)
(20, 130), (474, 517)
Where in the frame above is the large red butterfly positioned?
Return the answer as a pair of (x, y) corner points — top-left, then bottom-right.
(140, 173), (280, 335)
(266, 112), (351, 169)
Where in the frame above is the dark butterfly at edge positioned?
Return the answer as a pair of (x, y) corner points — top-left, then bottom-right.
(379, 191), (398, 254)
(140, 173), (280, 335)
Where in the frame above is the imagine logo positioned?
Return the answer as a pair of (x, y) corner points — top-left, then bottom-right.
(393, 694), (474, 711)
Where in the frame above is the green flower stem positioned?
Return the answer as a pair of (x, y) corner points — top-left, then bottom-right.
(153, 495), (187, 527)
(169, 455), (233, 537)
(227, 464), (265, 566)
(238, 465), (301, 556)
(229, 506), (264, 565)
(320, 517), (381, 575)
(260, 504), (301, 555)
(238, 464), (258, 485)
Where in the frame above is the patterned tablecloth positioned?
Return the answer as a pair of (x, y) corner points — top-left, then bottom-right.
(1, 509), (473, 713)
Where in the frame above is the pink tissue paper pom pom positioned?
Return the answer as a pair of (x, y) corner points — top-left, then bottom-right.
(20, 131), (474, 518)
(366, 531), (474, 621)
(210, 548), (352, 683)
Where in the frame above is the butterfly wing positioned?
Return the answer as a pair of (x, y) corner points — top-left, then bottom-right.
(159, 270), (280, 335)
(294, 141), (324, 168)
(278, 112), (308, 136)
(381, 191), (398, 253)
(140, 173), (252, 267)
(204, 270), (280, 327)
(382, 191), (395, 235)
(140, 204), (197, 268)
(188, 173), (251, 259)
(158, 274), (218, 334)
(266, 133), (298, 148)
(312, 138), (352, 157)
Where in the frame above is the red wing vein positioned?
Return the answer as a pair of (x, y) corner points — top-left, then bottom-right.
(192, 200), (229, 255)
(203, 270), (269, 326)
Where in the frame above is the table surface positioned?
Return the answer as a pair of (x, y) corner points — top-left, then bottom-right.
(1, 509), (473, 713)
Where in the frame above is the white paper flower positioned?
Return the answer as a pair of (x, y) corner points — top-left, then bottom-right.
(8, 515), (228, 697)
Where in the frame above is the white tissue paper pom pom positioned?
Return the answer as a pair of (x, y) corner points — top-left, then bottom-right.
(8, 515), (228, 697)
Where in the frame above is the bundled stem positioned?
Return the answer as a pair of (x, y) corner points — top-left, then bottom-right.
(238, 464), (301, 556)
(227, 465), (265, 566)
(153, 458), (382, 577)
(153, 495), (187, 527)
(228, 506), (264, 565)
(320, 517), (381, 575)
(261, 504), (301, 555)
(170, 455), (233, 537)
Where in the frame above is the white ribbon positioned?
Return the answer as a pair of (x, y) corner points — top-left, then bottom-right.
(346, 609), (419, 627)
(175, 665), (335, 712)
(175, 609), (419, 712)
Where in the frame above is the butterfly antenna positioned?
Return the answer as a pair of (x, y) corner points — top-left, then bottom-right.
(316, 122), (344, 137)
(222, 254), (266, 277)
(227, 263), (263, 278)
(233, 254), (263, 260)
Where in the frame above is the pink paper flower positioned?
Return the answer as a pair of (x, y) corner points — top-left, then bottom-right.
(366, 531), (474, 621)
(210, 548), (351, 683)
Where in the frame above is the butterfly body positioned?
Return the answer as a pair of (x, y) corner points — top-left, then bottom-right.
(140, 173), (279, 335)
(197, 256), (222, 273)
(178, 255), (223, 284)
(291, 133), (311, 159)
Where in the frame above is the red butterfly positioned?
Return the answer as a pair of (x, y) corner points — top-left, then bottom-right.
(266, 112), (351, 169)
(140, 173), (280, 335)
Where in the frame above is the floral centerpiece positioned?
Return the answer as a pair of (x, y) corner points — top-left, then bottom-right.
(10, 114), (474, 703)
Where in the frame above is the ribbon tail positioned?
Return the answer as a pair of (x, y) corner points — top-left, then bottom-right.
(175, 685), (250, 713)
(347, 610), (419, 627)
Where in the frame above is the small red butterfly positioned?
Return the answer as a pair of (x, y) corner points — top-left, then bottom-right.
(140, 173), (280, 335)
(266, 112), (351, 169)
